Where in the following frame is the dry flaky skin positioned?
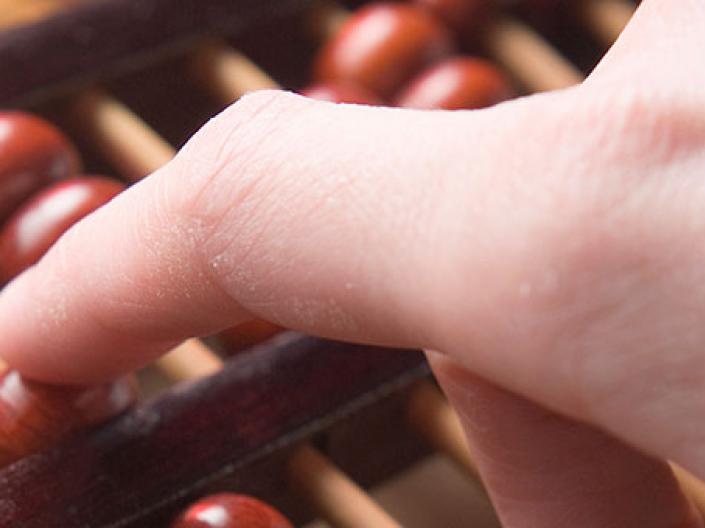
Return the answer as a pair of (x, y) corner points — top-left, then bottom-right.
(0, 368), (137, 467)
(0, 112), (81, 223)
(171, 494), (293, 528)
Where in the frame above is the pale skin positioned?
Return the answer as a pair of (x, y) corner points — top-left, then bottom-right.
(0, 1), (703, 525)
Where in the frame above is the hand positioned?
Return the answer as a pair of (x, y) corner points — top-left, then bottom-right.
(1, 1), (704, 526)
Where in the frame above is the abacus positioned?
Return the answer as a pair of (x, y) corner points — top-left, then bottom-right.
(0, 1), (699, 527)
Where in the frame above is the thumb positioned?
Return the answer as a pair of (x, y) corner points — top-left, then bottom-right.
(0, 87), (581, 383)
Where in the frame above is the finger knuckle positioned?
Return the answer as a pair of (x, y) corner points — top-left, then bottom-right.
(163, 92), (301, 268)
(158, 90), (331, 308)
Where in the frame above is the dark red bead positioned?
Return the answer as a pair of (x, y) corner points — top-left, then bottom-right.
(315, 3), (454, 98)
(396, 56), (515, 110)
(0, 176), (125, 283)
(172, 494), (293, 528)
(301, 82), (384, 105)
(0, 112), (81, 223)
(0, 368), (136, 467)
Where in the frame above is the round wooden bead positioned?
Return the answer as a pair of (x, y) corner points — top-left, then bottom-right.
(0, 112), (81, 223)
(395, 56), (515, 110)
(413, 0), (494, 33)
(301, 82), (383, 105)
(172, 494), (293, 528)
(219, 320), (283, 353)
(0, 368), (137, 467)
(314, 3), (455, 98)
(0, 176), (125, 283)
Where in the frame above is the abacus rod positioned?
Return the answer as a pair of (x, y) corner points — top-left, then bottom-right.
(289, 444), (402, 528)
(157, 338), (224, 380)
(671, 465), (705, 518)
(407, 381), (481, 482)
(191, 40), (280, 105)
(581, 0), (636, 46)
(0, 0), (64, 30)
(66, 88), (175, 180)
(484, 16), (583, 92)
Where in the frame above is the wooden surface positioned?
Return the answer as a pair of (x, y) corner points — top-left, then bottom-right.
(0, 333), (429, 527)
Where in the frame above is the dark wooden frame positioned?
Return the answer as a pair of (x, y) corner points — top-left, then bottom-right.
(0, 333), (431, 527)
(0, 0), (320, 107)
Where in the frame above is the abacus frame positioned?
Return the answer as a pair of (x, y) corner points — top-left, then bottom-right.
(1, 1), (693, 528)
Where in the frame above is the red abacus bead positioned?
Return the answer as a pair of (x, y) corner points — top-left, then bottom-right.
(0, 176), (125, 283)
(314, 3), (454, 98)
(172, 494), (293, 528)
(219, 320), (283, 353)
(0, 112), (81, 222)
(301, 82), (383, 105)
(0, 368), (137, 467)
(396, 56), (515, 110)
(414, 0), (495, 33)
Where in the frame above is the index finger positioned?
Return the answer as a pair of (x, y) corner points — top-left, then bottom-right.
(0, 91), (493, 383)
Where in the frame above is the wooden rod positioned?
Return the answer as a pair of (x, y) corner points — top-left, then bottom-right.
(677, 473), (705, 518)
(191, 40), (280, 105)
(155, 338), (223, 381)
(581, 0), (635, 46)
(672, 465), (705, 519)
(0, 0), (71, 30)
(485, 16), (583, 92)
(66, 88), (175, 180)
(289, 444), (401, 528)
(407, 381), (480, 481)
